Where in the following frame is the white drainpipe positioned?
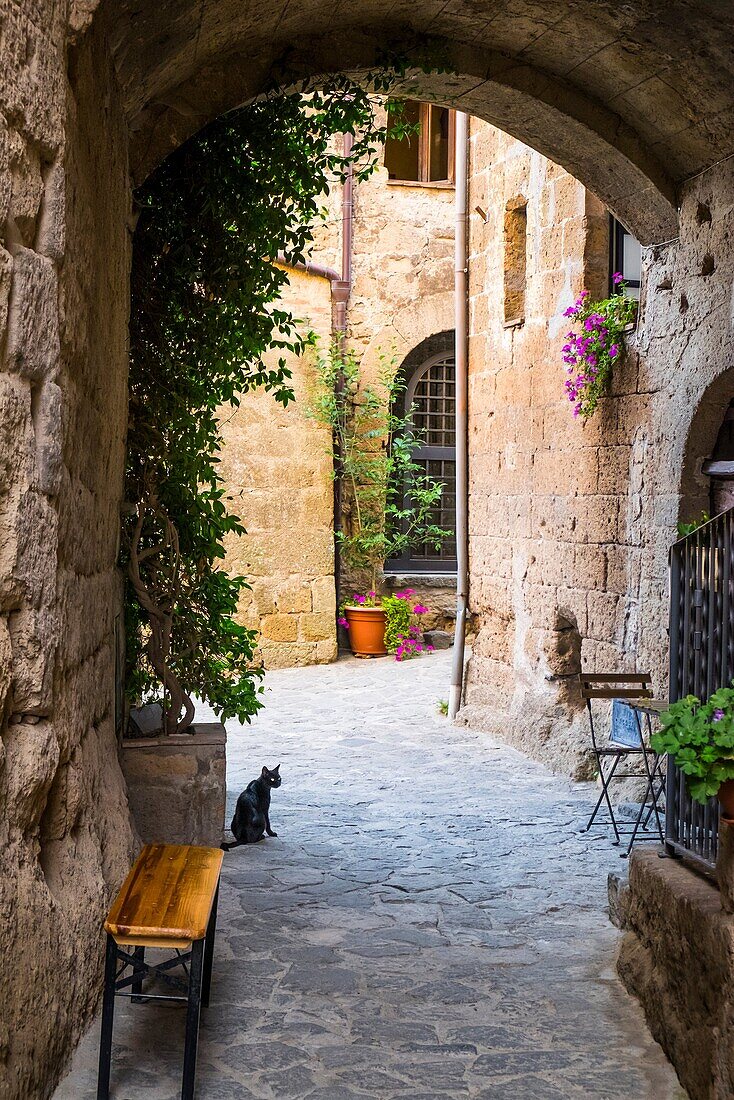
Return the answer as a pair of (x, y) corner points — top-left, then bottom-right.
(449, 110), (469, 721)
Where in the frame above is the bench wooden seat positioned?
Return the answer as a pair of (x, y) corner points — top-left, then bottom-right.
(97, 844), (223, 1100)
(106, 843), (223, 948)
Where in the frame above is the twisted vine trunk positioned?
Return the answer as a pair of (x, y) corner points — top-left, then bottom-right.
(128, 494), (195, 736)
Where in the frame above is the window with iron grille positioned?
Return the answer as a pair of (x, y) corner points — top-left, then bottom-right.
(388, 351), (457, 573)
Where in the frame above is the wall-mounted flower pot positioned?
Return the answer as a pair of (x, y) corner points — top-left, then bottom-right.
(344, 606), (387, 657)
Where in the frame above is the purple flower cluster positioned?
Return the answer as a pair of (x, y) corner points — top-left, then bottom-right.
(337, 616), (349, 630)
(560, 279), (626, 420)
(351, 590), (380, 607)
(714, 708), (726, 722)
(393, 597), (434, 661)
(395, 622), (436, 662)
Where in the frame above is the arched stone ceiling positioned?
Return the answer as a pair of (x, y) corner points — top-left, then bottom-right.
(94, 0), (734, 244)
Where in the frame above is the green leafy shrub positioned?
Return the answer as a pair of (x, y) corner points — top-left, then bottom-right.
(651, 685), (734, 803)
(308, 343), (450, 593)
(677, 512), (710, 539)
(383, 593), (412, 652)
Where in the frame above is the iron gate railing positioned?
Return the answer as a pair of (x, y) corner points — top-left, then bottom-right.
(666, 507), (734, 869)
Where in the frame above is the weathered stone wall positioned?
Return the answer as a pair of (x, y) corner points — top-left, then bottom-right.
(0, 10), (136, 1099)
(461, 125), (734, 783)
(219, 269), (337, 669)
(618, 848), (734, 1100)
(461, 120), (613, 778)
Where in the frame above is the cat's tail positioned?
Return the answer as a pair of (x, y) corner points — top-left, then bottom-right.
(221, 839), (243, 851)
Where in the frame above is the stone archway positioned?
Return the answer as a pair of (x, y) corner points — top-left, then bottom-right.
(6, 3), (734, 1096)
(91, 1), (688, 244)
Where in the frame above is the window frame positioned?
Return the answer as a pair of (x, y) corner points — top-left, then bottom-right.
(609, 215), (641, 299)
(386, 350), (458, 576)
(384, 101), (456, 187)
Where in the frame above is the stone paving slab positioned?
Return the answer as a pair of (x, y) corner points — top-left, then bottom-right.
(55, 651), (686, 1099)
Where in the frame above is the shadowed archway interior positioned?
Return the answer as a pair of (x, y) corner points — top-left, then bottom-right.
(89, 0), (734, 243)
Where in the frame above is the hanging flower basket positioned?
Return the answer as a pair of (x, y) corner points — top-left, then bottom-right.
(561, 274), (637, 420)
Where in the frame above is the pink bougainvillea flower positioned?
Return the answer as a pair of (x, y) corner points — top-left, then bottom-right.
(368, 591), (376, 598)
(353, 593), (365, 604)
(427, 645), (435, 653)
(337, 616), (349, 628)
(612, 271), (624, 285)
(413, 603), (429, 615)
(609, 343), (620, 358)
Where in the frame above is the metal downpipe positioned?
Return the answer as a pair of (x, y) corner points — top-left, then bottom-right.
(449, 111), (469, 720)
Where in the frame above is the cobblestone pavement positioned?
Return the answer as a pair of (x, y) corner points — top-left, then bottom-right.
(56, 650), (685, 1099)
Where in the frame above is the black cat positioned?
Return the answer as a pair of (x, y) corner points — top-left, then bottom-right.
(222, 765), (282, 850)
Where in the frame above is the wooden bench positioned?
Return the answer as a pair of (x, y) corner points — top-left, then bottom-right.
(97, 843), (223, 1100)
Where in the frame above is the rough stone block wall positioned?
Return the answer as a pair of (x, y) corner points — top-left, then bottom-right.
(0, 11), (136, 1098)
(460, 120), (633, 779)
(618, 848), (734, 1100)
(219, 269), (337, 669)
(461, 123), (734, 783)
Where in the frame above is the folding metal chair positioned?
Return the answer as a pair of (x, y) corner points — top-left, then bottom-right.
(579, 672), (666, 857)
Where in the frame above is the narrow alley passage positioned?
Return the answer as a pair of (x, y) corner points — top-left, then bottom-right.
(56, 651), (684, 1099)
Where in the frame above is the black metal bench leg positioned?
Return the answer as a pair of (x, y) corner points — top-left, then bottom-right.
(131, 945), (145, 1003)
(182, 937), (205, 1100)
(97, 934), (118, 1100)
(201, 885), (219, 1009)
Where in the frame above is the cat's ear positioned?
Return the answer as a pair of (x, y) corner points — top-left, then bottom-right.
(273, 764), (281, 774)
(261, 766), (269, 776)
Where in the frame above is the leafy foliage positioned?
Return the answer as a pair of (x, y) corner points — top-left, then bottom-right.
(651, 686), (734, 803)
(308, 344), (450, 592)
(125, 79), (409, 728)
(383, 592), (413, 652)
(561, 274), (638, 420)
(677, 512), (711, 539)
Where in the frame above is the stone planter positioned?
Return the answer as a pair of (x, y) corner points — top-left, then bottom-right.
(120, 723), (226, 847)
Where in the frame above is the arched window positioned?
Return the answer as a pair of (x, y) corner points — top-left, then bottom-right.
(388, 349), (457, 573)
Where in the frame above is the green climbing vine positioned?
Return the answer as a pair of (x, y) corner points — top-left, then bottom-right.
(124, 74), (419, 733)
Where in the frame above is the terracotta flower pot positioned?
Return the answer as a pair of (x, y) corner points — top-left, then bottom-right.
(344, 606), (387, 657)
(718, 778), (734, 822)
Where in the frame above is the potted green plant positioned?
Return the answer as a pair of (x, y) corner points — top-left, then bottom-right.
(338, 589), (435, 658)
(338, 592), (388, 656)
(310, 344), (450, 657)
(651, 685), (734, 817)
